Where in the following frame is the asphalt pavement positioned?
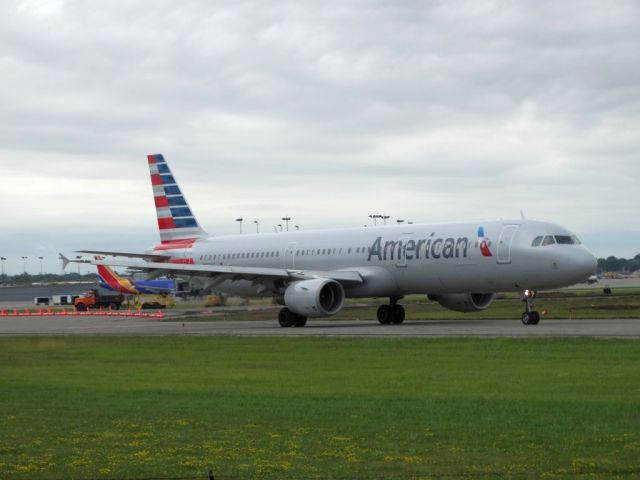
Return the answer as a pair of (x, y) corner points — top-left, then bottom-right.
(0, 315), (639, 337)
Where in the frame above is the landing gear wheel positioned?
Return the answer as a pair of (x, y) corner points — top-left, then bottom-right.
(278, 308), (296, 328)
(293, 315), (307, 327)
(529, 311), (540, 325)
(521, 290), (541, 326)
(377, 305), (391, 324)
(390, 304), (405, 324)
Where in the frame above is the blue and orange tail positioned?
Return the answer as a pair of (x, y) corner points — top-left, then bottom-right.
(97, 265), (139, 294)
(147, 154), (207, 244)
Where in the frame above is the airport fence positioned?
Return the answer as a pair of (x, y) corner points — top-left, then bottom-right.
(0, 306), (165, 319)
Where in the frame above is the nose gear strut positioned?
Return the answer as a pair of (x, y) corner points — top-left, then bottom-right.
(521, 289), (540, 325)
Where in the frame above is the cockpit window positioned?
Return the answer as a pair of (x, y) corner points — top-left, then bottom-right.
(531, 236), (543, 247)
(572, 235), (581, 245)
(555, 235), (575, 245)
(541, 235), (555, 246)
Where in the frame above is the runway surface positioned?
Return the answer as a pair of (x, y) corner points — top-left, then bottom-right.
(1, 315), (639, 337)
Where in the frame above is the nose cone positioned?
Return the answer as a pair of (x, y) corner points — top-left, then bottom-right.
(571, 247), (598, 283)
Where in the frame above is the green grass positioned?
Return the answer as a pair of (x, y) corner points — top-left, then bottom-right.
(1, 337), (639, 479)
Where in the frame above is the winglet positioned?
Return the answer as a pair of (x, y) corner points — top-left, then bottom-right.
(59, 253), (70, 270)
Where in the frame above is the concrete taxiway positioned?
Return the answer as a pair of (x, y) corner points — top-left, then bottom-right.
(0, 315), (639, 337)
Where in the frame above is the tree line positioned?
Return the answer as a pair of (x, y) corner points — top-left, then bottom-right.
(597, 254), (640, 273)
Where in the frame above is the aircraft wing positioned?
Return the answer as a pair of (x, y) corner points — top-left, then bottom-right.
(76, 250), (172, 262)
(86, 258), (363, 290)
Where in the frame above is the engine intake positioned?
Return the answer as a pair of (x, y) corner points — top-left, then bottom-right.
(428, 293), (495, 312)
(284, 278), (345, 317)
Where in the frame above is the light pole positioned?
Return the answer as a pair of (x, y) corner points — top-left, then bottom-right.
(38, 256), (44, 275)
(0, 257), (6, 279)
(369, 214), (378, 226)
(235, 217), (243, 234)
(21, 256), (28, 274)
(382, 215), (390, 225)
(75, 255), (82, 275)
(281, 216), (291, 231)
(277, 224), (283, 232)
(397, 219), (405, 224)
(253, 220), (259, 233)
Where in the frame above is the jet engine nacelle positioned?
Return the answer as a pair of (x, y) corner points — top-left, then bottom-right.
(284, 278), (345, 317)
(428, 293), (496, 312)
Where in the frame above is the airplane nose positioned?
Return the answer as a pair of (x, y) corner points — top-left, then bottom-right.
(573, 248), (598, 281)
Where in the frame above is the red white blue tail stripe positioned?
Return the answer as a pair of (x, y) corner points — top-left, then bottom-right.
(148, 154), (206, 244)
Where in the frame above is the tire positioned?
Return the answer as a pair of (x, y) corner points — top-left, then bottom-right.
(76, 303), (87, 312)
(278, 308), (295, 328)
(521, 312), (531, 325)
(293, 315), (307, 327)
(108, 303), (119, 311)
(390, 304), (405, 324)
(530, 311), (540, 325)
(377, 305), (391, 324)
(141, 303), (151, 310)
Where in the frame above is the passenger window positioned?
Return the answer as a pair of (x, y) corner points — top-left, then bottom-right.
(531, 236), (543, 247)
(348, 248), (352, 254)
(356, 248), (360, 253)
(555, 235), (574, 245)
(541, 235), (555, 246)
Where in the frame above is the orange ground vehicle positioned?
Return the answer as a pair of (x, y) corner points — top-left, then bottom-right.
(74, 289), (124, 311)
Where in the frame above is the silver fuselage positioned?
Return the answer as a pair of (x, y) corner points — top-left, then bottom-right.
(159, 219), (596, 297)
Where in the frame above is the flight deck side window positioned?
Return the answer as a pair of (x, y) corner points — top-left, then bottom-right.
(531, 236), (543, 247)
(541, 235), (555, 246)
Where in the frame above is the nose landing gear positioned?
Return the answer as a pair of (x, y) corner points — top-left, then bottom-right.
(521, 289), (540, 325)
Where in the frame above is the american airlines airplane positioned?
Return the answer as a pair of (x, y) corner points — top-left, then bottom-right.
(65, 154), (597, 327)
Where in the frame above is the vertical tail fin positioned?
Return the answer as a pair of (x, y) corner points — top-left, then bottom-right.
(147, 154), (207, 243)
(97, 265), (139, 294)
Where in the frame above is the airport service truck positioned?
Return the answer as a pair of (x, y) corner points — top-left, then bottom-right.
(74, 289), (124, 311)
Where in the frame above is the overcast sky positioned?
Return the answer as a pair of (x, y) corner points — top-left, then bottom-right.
(1, 0), (639, 274)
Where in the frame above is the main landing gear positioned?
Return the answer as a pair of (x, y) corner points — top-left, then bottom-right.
(377, 297), (405, 325)
(521, 289), (540, 325)
(278, 307), (307, 328)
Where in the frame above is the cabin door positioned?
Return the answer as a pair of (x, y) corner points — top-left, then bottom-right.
(496, 225), (519, 264)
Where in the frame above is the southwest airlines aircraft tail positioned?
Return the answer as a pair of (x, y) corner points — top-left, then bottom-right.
(97, 265), (176, 295)
(67, 153), (597, 328)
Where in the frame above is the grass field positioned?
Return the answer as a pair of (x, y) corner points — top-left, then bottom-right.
(1, 337), (639, 479)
